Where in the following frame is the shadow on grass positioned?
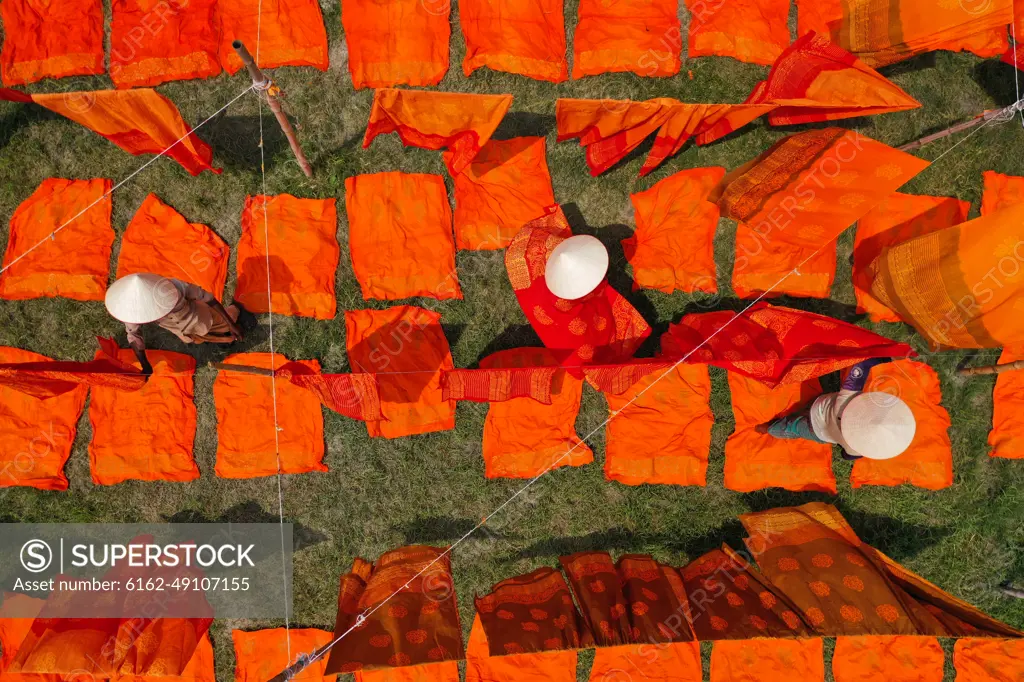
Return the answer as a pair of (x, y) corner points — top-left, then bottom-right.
(492, 111), (556, 140)
(973, 59), (1021, 108)
(163, 500), (328, 552)
(200, 113), (289, 171)
(473, 325), (545, 365)
(392, 516), (515, 544)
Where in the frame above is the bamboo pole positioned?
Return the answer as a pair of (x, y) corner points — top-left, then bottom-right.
(232, 40), (314, 178)
(266, 644), (334, 682)
(958, 360), (1024, 376)
(999, 582), (1024, 599)
(899, 98), (1024, 152)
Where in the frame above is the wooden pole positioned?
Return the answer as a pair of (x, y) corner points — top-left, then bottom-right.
(899, 99), (1024, 153)
(232, 40), (314, 178)
(211, 362), (275, 377)
(958, 360), (1024, 377)
(999, 582), (1024, 599)
(265, 643), (334, 682)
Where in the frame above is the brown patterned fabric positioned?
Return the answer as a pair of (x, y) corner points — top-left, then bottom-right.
(560, 552), (630, 645)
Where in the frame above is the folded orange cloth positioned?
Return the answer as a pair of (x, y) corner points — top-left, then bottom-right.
(685, 0), (791, 65)
(356, 663), (459, 682)
(345, 172), (461, 300)
(233, 629), (336, 682)
(725, 373), (837, 493)
(88, 350), (199, 486)
(573, 0), (681, 77)
(460, 0), (567, 81)
(953, 638), (1024, 682)
(218, 0), (329, 74)
(345, 307), (456, 439)
(116, 194), (230, 298)
(447, 137), (556, 250)
(465, 615), (577, 682)
(981, 170), (1024, 215)
(989, 347), (1024, 459)
(0, 178), (113, 302)
(343, 0), (450, 88)
(234, 195), (339, 319)
(624, 167), (725, 294)
(109, 0), (221, 88)
(710, 639), (825, 682)
(0, 0), (104, 85)
(214, 353), (326, 478)
(833, 636), (943, 682)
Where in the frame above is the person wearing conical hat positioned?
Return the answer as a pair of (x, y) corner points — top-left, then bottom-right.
(755, 358), (916, 461)
(105, 273), (244, 374)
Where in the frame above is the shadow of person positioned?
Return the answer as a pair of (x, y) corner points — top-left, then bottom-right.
(162, 500), (328, 552)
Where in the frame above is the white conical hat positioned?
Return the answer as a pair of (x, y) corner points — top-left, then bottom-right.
(840, 392), (917, 460)
(105, 273), (181, 324)
(544, 235), (609, 300)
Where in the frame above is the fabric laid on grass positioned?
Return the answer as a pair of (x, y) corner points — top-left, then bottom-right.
(233, 628), (336, 682)
(460, 0), (567, 82)
(356, 662), (459, 682)
(832, 635), (944, 682)
(849, 360), (952, 490)
(447, 136), (556, 251)
(0, 178), (113, 302)
(213, 353), (326, 478)
(796, 0), (841, 37)
(989, 347), (1024, 459)
(88, 350), (198, 486)
(0, 338), (145, 399)
(603, 364), (714, 486)
(981, 170), (1024, 215)
(116, 193), (230, 298)
(343, 0), (450, 89)
(0, 593), (43, 673)
(218, 0), (329, 74)
(953, 638), (1024, 682)
(441, 365), (558, 404)
(234, 194), (339, 319)
(683, 0), (791, 65)
(573, 0), (681, 78)
(710, 638), (825, 682)
(465, 615), (577, 682)
(345, 172), (461, 300)
(275, 362), (384, 422)
(345, 307), (455, 439)
(479, 348), (593, 479)
(109, 0), (221, 88)
(0, 348), (87, 491)
(724, 374), (837, 494)
(0, 0), (104, 85)
(624, 167), (724, 294)
(853, 193), (968, 323)
(589, 642), (702, 682)
(363, 89), (513, 175)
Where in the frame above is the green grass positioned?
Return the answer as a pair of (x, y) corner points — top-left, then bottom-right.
(1, 1), (1024, 680)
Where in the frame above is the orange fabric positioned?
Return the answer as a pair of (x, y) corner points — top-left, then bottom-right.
(981, 170), (1024, 215)
(796, 0), (842, 37)
(604, 364), (713, 486)
(853, 193), (968, 322)
(345, 172), (461, 300)
(364, 89), (514, 175)
(685, 0), (791, 65)
(218, 0), (329, 74)
(480, 348), (593, 479)
(460, 0), (567, 81)
(213, 353), (326, 478)
(0, 0), (104, 85)
(356, 663), (459, 682)
(0, 178), (112, 302)
(989, 346), (1024, 459)
(573, 0), (681, 77)
(849, 360), (952, 490)
(343, 0), (450, 89)
(624, 167), (724, 294)
(953, 638), (1024, 682)
(232, 629), (336, 682)
(465, 615), (577, 682)
(935, 27), (1009, 57)
(447, 137), (556, 251)
(234, 194), (339, 319)
(116, 194), (230, 298)
(0, 338), (144, 400)
(0, 594), (44, 674)
(345, 307), (455, 439)
(725, 373), (836, 493)
(833, 636), (943, 682)
(589, 643), (701, 681)
(109, 0), (221, 88)
(710, 639), (825, 682)
(87, 349), (199, 486)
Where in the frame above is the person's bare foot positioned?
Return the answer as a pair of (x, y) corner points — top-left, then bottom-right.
(754, 423), (770, 435)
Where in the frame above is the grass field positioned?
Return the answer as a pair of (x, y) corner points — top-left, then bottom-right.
(2, 1), (1024, 680)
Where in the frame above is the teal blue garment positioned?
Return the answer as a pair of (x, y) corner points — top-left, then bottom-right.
(766, 408), (827, 444)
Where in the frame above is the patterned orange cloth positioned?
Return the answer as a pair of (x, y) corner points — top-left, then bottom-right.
(710, 639), (825, 682)
(363, 89), (514, 175)
(953, 638), (1024, 682)
(116, 194), (230, 298)
(832, 635), (944, 682)
(0, 0), (103, 85)
(441, 365), (558, 404)
(233, 629), (336, 682)
(110, 0), (220, 88)
(356, 663), (459, 682)
(724, 374), (837, 494)
(343, 0), (450, 89)
(624, 167), (724, 294)
(276, 364), (384, 422)
(234, 195), (339, 319)
(573, 0), (681, 78)
(218, 0), (329, 74)
(684, 0), (791, 65)
(981, 170), (1024, 215)
(989, 347), (1024, 459)
(465, 615), (577, 682)
(0, 348), (87, 490)
(345, 307), (455, 439)
(589, 642), (702, 682)
(479, 348), (593, 479)
(849, 360), (953, 490)
(447, 137), (556, 251)
(0, 338), (145, 400)
(603, 364), (714, 486)
(460, 0), (567, 81)
(88, 350), (199, 486)
(0, 178), (113, 302)
(345, 172), (461, 300)
(853, 193), (968, 322)
(213, 353), (326, 478)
